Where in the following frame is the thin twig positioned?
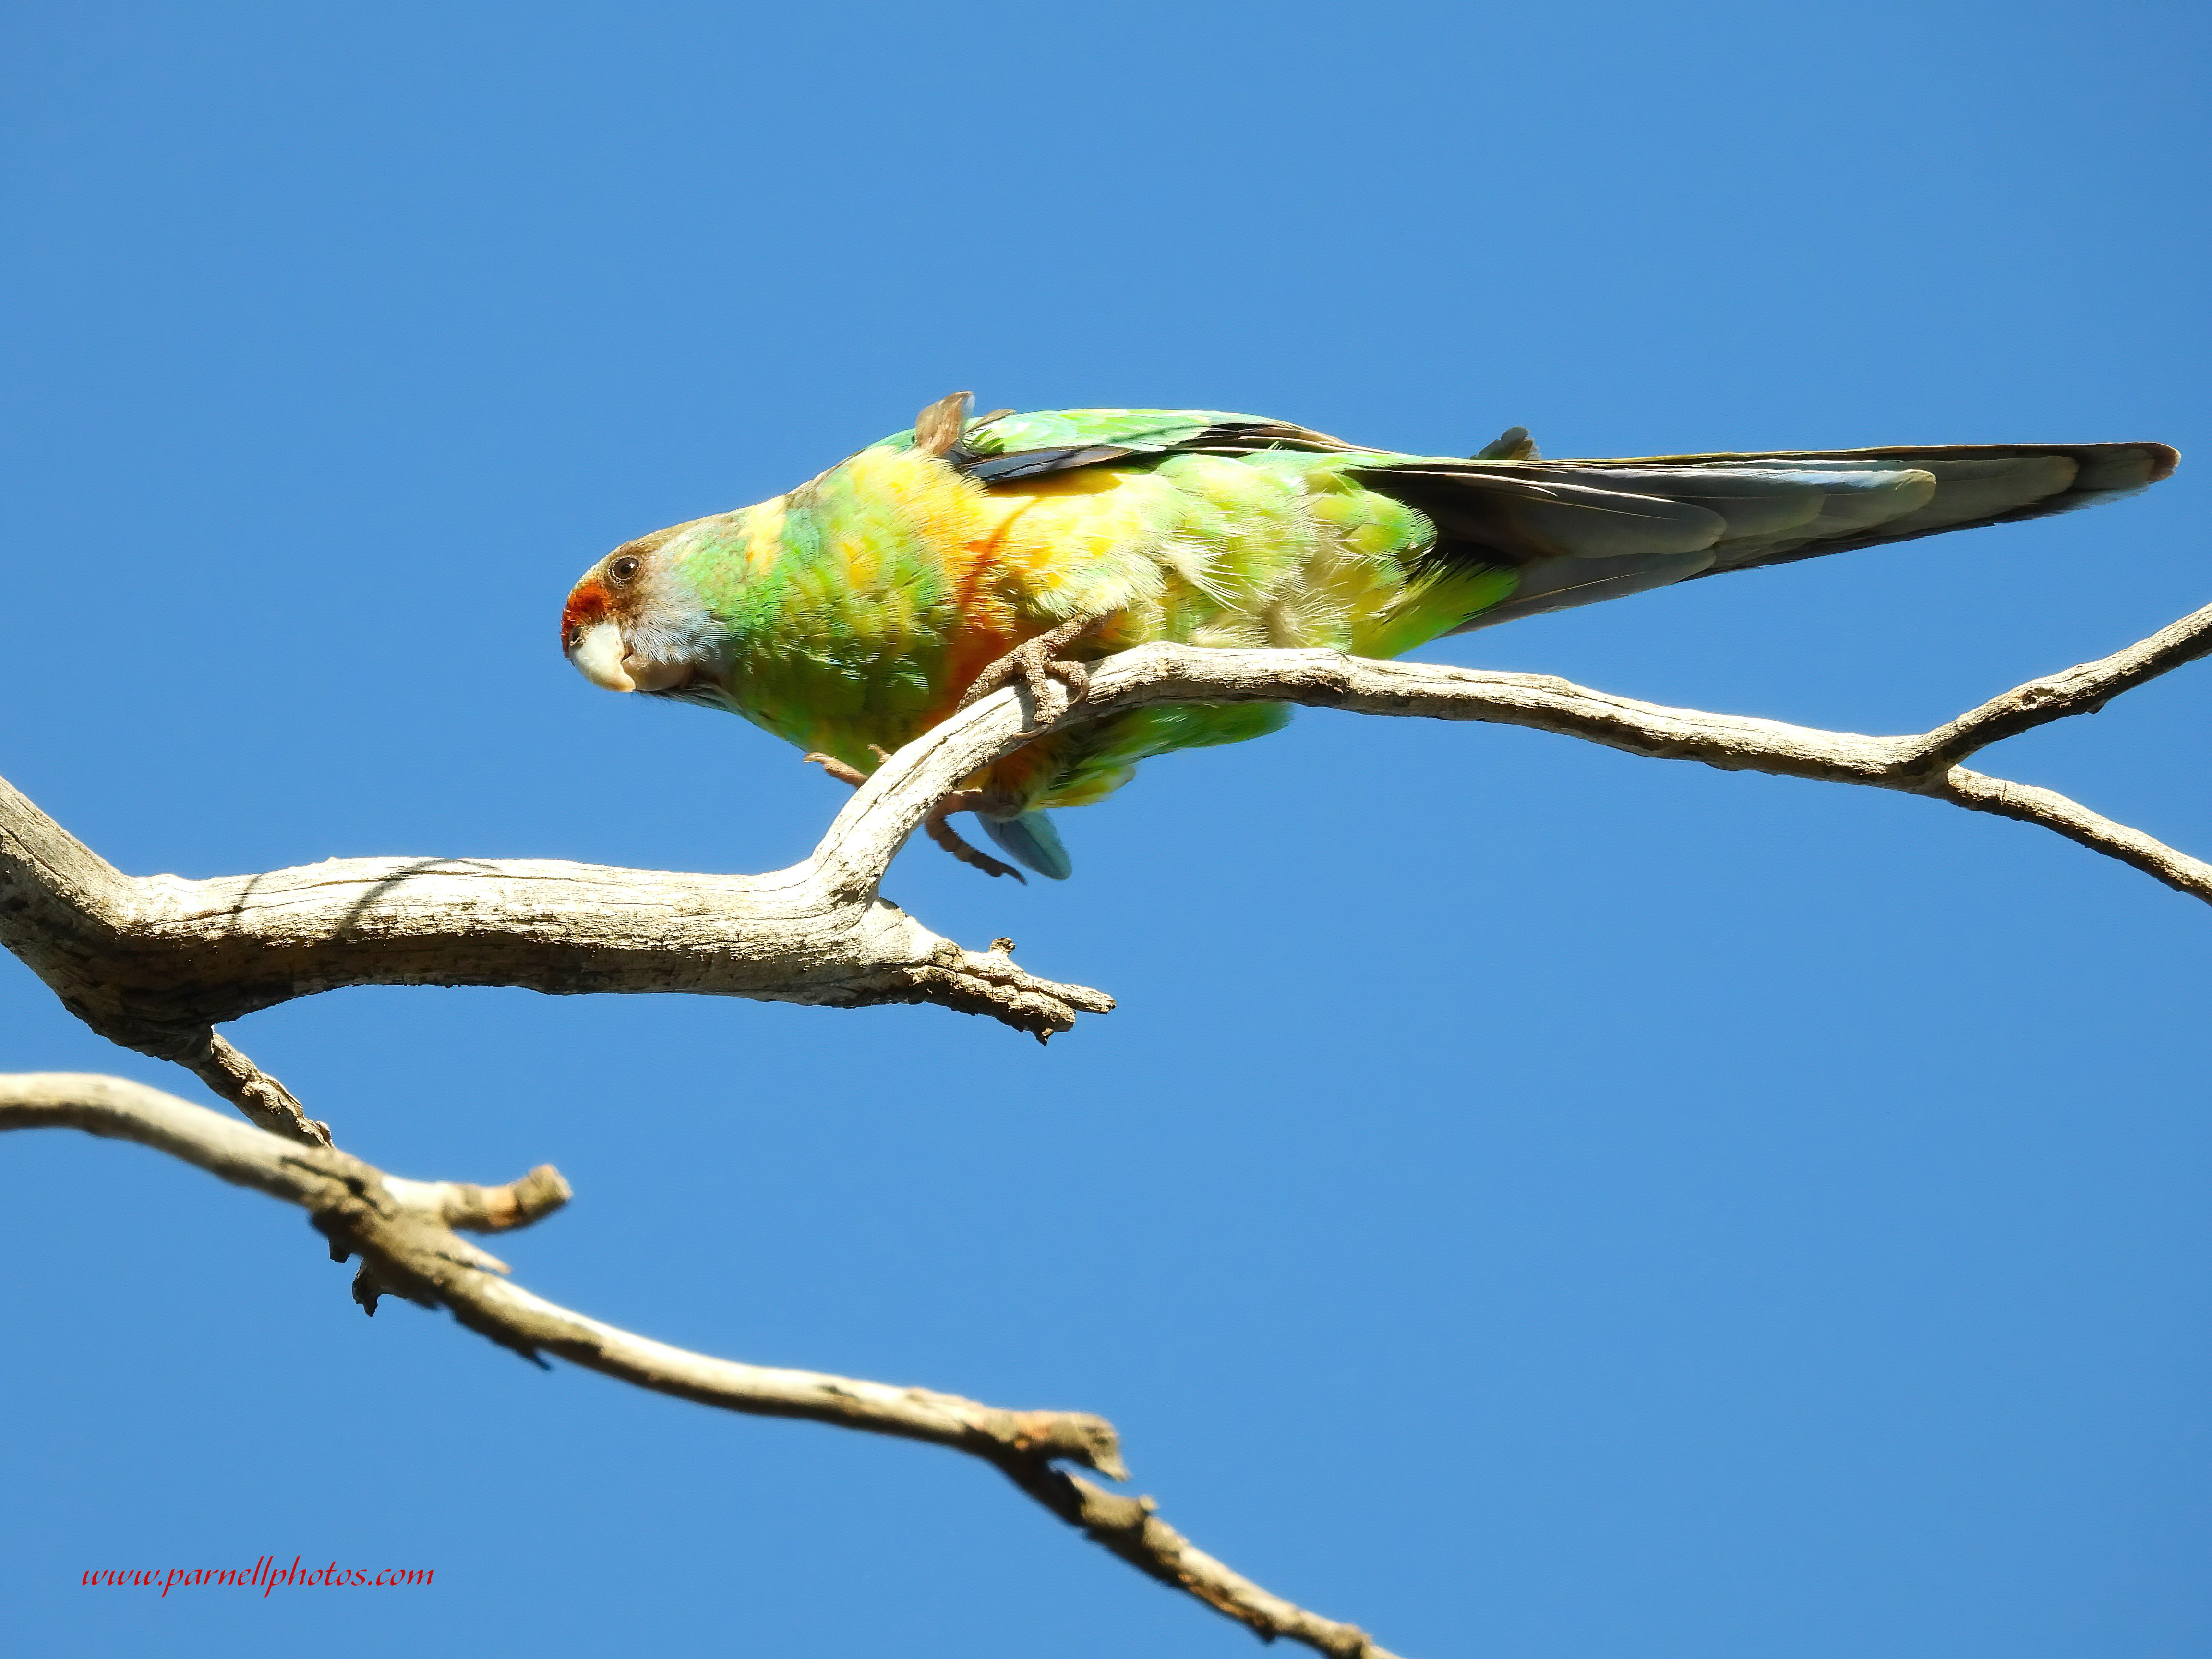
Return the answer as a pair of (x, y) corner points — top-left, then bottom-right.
(1923, 769), (2212, 901)
(186, 1032), (331, 1145)
(1900, 599), (2212, 771)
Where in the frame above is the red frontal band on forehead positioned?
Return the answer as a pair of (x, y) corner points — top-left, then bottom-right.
(561, 580), (612, 647)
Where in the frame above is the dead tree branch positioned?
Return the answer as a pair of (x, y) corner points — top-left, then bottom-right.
(1038, 599), (2212, 907)
(0, 1071), (1403, 1659)
(0, 765), (1116, 1061)
(5, 602), (2203, 1098)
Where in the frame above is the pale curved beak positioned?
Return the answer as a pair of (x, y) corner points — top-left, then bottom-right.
(568, 619), (636, 692)
(568, 618), (695, 694)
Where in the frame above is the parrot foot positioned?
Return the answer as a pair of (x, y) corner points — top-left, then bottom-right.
(804, 752), (1028, 882)
(955, 616), (1103, 733)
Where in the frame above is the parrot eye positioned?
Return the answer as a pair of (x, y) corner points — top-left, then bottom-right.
(609, 555), (642, 585)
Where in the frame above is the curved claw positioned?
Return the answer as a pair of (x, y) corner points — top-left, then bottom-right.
(803, 751), (870, 788)
(955, 616), (1108, 732)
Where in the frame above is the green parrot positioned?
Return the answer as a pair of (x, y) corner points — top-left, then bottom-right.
(561, 394), (2176, 880)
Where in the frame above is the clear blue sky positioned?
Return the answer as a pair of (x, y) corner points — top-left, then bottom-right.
(3, 3), (2207, 1655)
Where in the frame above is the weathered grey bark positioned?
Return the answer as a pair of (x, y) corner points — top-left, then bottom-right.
(5, 600), (2208, 1657)
(0, 767), (1114, 1064)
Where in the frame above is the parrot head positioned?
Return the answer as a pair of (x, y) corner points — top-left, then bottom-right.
(560, 517), (722, 696)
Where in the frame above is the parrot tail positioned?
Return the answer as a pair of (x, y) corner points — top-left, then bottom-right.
(980, 811), (1073, 881)
(1349, 441), (2178, 632)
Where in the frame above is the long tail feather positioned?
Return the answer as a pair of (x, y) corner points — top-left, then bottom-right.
(1348, 442), (2176, 632)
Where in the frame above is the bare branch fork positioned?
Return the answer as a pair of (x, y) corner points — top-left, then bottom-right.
(4, 600), (2208, 1654)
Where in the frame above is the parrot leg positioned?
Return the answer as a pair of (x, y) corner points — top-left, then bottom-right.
(923, 798), (1027, 883)
(954, 615), (1106, 733)
(803, 752), (1028, 882)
